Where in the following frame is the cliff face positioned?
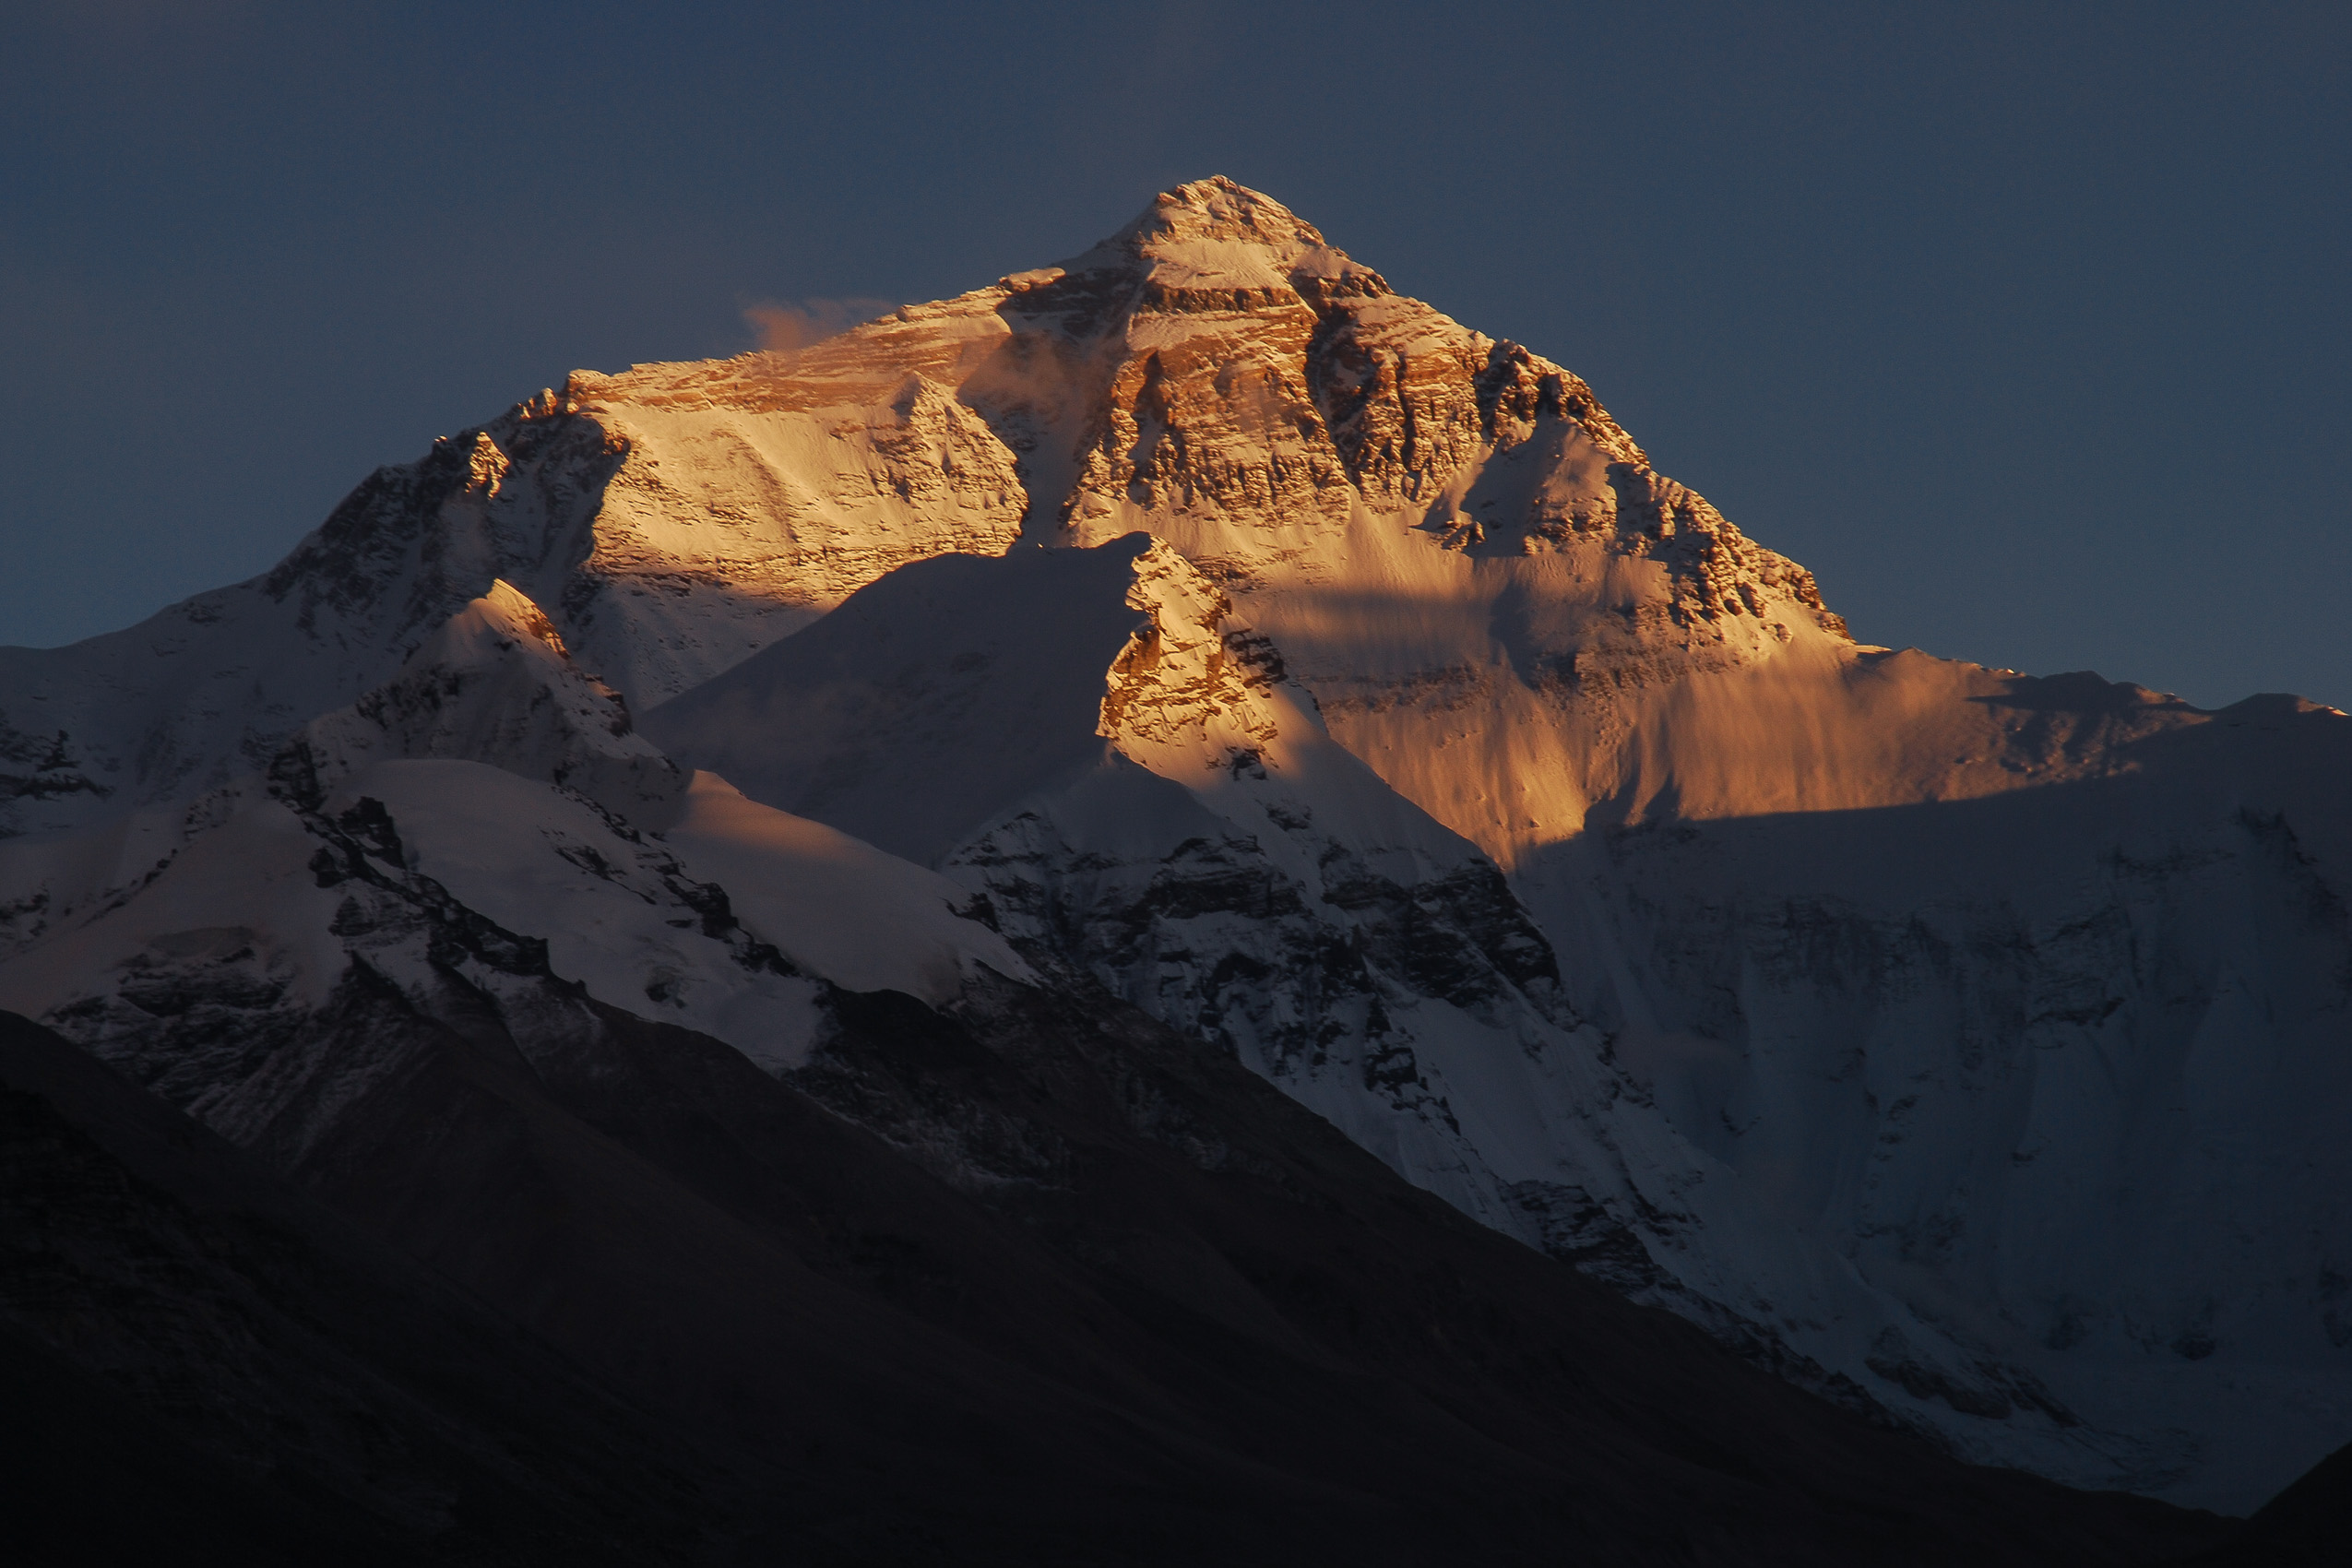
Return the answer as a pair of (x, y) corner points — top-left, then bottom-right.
(3, 176), (2346, 1513)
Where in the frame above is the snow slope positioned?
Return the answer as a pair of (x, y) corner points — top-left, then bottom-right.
(0, 583), (1025, 1112)
(4, 175), (2345, 1509)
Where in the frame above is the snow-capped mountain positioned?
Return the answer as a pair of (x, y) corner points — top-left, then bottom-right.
(3, 176), (2344, 1517)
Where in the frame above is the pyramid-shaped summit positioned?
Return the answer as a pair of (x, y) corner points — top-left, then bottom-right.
(1086, 173), (1339, 264)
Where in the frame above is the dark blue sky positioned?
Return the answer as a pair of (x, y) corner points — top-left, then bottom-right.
(5, 1), (2345, 708)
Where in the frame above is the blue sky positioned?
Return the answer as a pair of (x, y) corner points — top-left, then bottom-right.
(4, 0), (2344, 708)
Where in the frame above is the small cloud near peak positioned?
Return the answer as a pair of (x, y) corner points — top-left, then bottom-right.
(742, 297), (895, 355)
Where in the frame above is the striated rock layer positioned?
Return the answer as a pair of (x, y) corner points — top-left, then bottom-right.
(4, 177), (2346, 1512)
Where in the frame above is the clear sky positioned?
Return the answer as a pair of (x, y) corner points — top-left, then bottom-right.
(4, 1), (2344, 709)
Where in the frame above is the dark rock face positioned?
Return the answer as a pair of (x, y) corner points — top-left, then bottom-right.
(262, 412), (624, 646)
(0, 723), (110, 809)
(956, 811), (1567, 1087)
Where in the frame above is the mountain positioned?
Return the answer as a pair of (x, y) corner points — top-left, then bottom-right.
(2, 175), (2345, 1527)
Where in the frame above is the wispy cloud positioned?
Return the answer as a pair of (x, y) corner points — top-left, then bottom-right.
(741, 297), (896, 354)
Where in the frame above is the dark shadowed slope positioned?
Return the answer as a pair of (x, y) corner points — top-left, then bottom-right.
(3, 976), (2233, 1564)
(2181, 1439), (2352, 1565)
(0, 1010), (724, 1567)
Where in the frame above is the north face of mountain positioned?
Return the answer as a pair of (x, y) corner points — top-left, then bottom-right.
(3, 175), (2346, 1514)
(0, 176), (1836, 844)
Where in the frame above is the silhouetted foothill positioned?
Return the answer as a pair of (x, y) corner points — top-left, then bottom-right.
(0, 1001), (2230, 1563)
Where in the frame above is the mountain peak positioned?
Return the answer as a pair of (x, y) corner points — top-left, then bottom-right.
(289, 580), (683, 823)
(477, 576), (569, 654)
(1112, 175), (1327, 256)
(1051, 175), (1383, 303)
